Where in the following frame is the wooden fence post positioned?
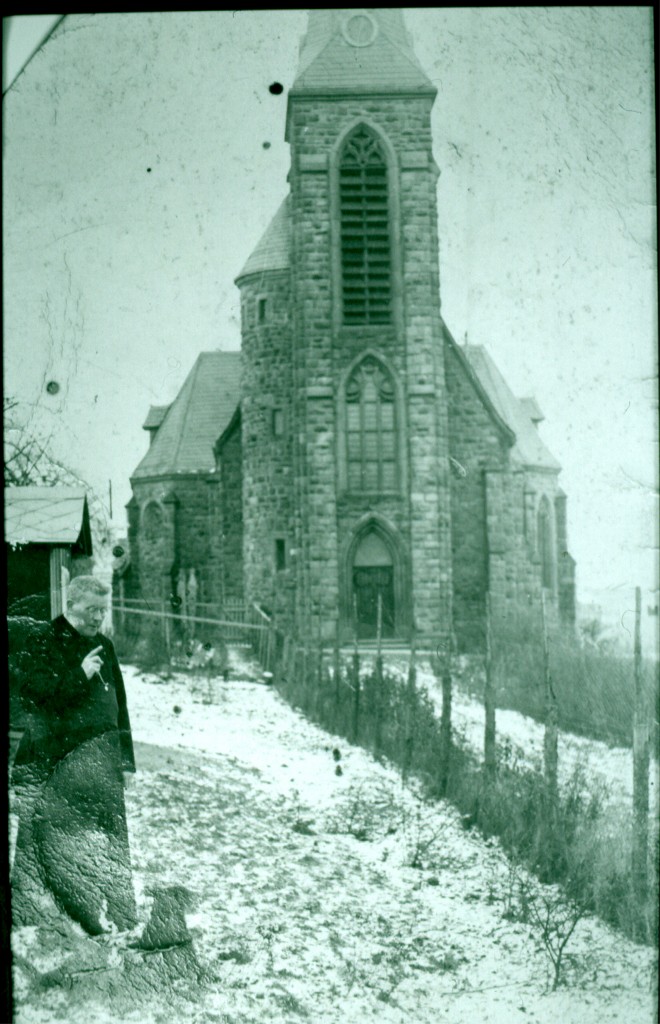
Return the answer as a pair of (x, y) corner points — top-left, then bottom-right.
(281, 635), (290, 685)
(352, 595), (360, 742)
(333, 621), (341, 725)
(632, 586), (649, 921)
(162, 598), (171, 665)
(402, 628), (417, 781)
(484, 592), (497, 778)
(316, 644), (324, 717)
(118, 577), (126, 634)
(267, 621), (276, 673)
(541, 591), (558, 822)
(438, 644), (452, 797)
(374, 593), (383, 757)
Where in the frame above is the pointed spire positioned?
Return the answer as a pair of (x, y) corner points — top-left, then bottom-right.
(291, 9), (436, 97)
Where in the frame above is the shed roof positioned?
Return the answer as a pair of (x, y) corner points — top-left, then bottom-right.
(5, 486), (93, 552)
(464, 346), (561, 471)
(132, 351), (242, 479)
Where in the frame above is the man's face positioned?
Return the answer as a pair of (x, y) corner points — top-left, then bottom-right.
(67, 594), (107, 637)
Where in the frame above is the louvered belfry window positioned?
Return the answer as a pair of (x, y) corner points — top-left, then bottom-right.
(346, 358), (397, 491)
(340, 127), (391, 325)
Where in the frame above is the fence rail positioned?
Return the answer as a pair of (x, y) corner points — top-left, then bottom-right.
(111, 603), (268, 631)
(111, 599), (277, 668)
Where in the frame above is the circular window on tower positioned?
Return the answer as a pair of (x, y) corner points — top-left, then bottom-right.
(341, 10), (378, 48)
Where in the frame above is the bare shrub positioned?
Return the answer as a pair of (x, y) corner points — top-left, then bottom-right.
(401, 800), (445, 870)
(324, 780), (401, 842)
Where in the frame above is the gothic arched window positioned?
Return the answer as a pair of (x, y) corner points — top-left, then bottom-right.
(339, 127), (391, 325)
(346, 357), (397, 492)
(537, 497), (554, 589)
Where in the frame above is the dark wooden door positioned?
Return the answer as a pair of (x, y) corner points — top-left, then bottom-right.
(353, 566), (394, 639)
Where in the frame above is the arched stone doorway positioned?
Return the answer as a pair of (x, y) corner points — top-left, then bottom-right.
(352, 530), (395, 639)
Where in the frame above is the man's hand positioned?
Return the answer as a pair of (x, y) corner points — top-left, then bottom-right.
(81, 645), (104, 680)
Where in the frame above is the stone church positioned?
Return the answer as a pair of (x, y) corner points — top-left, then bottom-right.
(125, 9), (575, 651)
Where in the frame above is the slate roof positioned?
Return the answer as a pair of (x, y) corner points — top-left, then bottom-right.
(5, 486), (93, 551)
(464, 346), (561, 471)
(291, 9), (435, 96)
(236, 196), (291, 282)
(142, 404), (171, 431)
(132, 352), (242, 479)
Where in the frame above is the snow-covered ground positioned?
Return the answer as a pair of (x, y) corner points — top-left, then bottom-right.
(11, 653), (658, 1024)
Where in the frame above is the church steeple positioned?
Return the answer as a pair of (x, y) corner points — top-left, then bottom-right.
(290, 9), (436, 98)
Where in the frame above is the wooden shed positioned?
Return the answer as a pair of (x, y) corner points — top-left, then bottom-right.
(5, 485), (93, 620)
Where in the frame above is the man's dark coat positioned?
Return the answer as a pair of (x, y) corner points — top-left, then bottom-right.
(11, 615), (137, 934)
(14, 614), (135, 775)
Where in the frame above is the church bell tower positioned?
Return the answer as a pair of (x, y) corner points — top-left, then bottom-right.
(286, 9), (452, 645)
(237, 9), (453, 647)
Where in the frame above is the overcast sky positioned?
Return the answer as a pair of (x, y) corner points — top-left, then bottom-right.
(3, 9), (657, 633)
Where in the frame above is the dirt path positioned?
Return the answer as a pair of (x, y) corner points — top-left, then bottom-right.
(12, 666), (657, 1024)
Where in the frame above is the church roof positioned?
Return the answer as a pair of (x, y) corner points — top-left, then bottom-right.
(235, 195), (291, 282)
(290, 9), (435, 97)
(464, 346), (561, 471)
(132, 351), (241, 479)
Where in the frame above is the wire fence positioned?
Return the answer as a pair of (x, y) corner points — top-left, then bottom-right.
(111, 597), (280, 671)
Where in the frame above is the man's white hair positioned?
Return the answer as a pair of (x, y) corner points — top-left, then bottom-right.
(68, 575), (110, 603)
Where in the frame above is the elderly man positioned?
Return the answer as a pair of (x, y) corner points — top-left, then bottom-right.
(11, 575), (138, 936)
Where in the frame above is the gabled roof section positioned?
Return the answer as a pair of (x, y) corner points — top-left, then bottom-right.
(443, 323), (516, 450)
(132, 352), (242, 479)
(236, 196), (291, 283)
(142, 404), (171, 431)
(214, 403), (241, 458)
(463, 346), (561, 471)
(5, 486), (93, 553)
(290, 9), (436, 97)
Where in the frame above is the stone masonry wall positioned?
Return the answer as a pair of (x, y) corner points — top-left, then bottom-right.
(485, 466), (564, 634)
(288, 94), (452, 644)
(444, 338), (570, 646)
(131, 475), (218, 608)
(125, 498), (141, 600)
(218, 422), (244, 602)
(444, 340), (510, 651)
(129, 479), (177, 606)
(237, 268), (295, 628)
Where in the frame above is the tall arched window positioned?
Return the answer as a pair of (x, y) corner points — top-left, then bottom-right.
(537, 497), (554, 589)
(339, 126), (391, 324)
(346, 357), (397, 491)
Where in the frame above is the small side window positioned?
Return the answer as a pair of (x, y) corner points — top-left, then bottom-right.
(258, 297), (267, 324)
(275, 538), (286, 571)
(272, 408), (284, 436)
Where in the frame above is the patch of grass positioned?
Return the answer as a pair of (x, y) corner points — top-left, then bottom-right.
(489, 607), (659, 751)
